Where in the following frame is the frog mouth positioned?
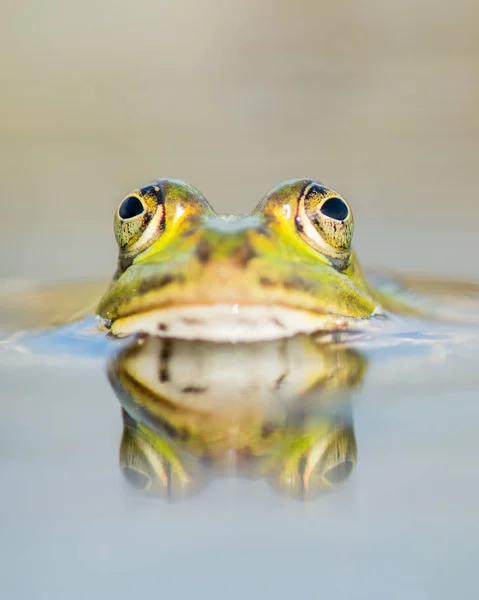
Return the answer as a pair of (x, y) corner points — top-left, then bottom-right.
(108, 303), (360, 342)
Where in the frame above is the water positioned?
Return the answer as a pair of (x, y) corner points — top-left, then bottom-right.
(1, 311), (478, 599)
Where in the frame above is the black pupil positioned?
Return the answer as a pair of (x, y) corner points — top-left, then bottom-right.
(320, 197), (348, 221)
(119, 196), (144, 219)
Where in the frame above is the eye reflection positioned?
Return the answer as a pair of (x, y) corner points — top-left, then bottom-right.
(325, 460), (354, 484)
(108, 335), (366, 502)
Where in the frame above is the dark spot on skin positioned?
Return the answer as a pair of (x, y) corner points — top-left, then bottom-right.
(259, 276), (275, 287)
(261, 423), (277, 438)
(271, 318), (285, 329)
(233, 241), (257, 267)
(118, 255), (135, 274)
(195, 239), (211, 264)
(160, 339), (172, 361)
(275, 373), (286, 389)
(284, 276), (312, 293)
(158, 323), (168, 332)
(158, 339), (172, 383)
(138, 273), (180, 295)
(159, 274), (175, 287)
(159, 367), (169, 382)
(157, 274), (175, 289)
(182, 386), (208, 394)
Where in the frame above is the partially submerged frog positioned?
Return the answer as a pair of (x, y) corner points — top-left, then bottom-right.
(91, 178), (400, 343)
(97, 178), (479, 342)
(98, 178), (382, 341)
(2, 177), (478, 345)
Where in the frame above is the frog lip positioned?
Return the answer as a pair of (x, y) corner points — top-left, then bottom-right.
(108, 303), (362, 342)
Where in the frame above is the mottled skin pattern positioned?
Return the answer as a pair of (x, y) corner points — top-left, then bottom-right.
(98, 178), (381, 337)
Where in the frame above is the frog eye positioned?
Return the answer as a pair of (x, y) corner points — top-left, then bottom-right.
(319, 197), (349, 221)
(114, 185), (165, 253)
(296, 183), (354, 266)
(119, 195), (145, 220)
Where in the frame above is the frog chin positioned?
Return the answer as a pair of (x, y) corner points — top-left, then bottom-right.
(108, 304), (360, 342)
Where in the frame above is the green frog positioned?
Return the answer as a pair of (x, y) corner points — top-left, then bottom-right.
(2, 177), (478, 342)
(98, 178), (382, 341)
(97, 178), (479, 341)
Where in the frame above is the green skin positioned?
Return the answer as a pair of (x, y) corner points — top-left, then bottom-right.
(98, 178), (391, 339)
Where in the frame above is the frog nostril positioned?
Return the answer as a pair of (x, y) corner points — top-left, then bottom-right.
(320, 197), (349, 221)
(119, 196), (144, 220)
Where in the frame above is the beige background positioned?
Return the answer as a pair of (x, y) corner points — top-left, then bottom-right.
(1, 0), (478, 280)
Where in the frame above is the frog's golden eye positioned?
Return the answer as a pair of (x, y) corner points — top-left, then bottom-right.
(296, 183), (354, 268)
(114, 184), (165, 254)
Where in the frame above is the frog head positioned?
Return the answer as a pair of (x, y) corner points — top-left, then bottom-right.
(97, 179), (378, 341)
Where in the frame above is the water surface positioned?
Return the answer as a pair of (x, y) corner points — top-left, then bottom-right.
(1, 313), (478, 599)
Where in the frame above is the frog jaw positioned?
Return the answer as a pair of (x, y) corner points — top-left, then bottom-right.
(109, 303), (363, 342)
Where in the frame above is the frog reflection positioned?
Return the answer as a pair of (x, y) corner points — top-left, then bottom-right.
(108, 334), (367, 501)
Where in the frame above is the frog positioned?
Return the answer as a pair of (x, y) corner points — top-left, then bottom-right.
(97, 177), (382, 342)
(94, 177), (479, 341)
(2, 177), (478, 345)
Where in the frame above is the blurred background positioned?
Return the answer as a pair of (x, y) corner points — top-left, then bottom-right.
(1, 0), (478, 281)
